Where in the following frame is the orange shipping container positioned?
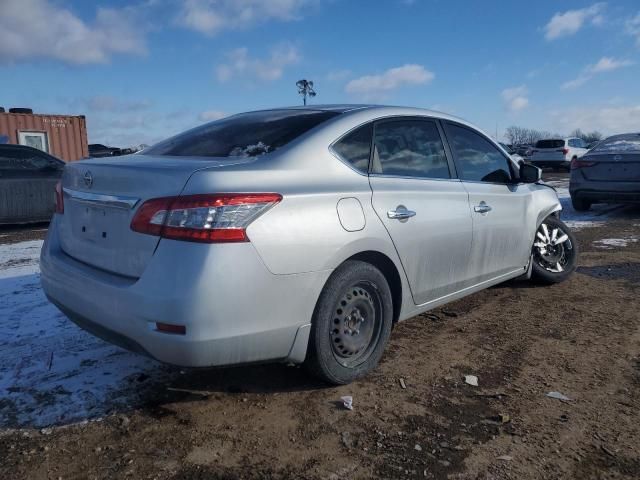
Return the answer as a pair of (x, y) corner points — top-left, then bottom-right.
(0, 111), (89, 162)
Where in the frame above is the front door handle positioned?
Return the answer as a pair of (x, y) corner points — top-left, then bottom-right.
(387, 205), (416, 220)
(474, 202), (492, 214)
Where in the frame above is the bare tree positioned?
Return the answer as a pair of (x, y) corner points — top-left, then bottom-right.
(296, 79), (316, 106)
(506, 126), (565, 146)
(570, 129), (603, 144)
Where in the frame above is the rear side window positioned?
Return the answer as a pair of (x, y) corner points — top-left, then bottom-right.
(0, 149), (35, 171)
(0, 149), (63, 172)
(145, 110), (340, 158)
(535, 139), (565, 149)
(445, 123), (512, 183)
(332, 124), (373, 173)
(371, 120), (450, 179)
(593, 134), (640, 153)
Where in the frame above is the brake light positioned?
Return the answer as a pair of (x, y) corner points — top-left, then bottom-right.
(54, 180), (64, 214)
(130, 193), (282, 243)
(571, 158), (595, 169)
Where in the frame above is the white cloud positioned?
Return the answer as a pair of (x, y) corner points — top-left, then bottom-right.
(216, 44), (300, 82)
(501, 85), (529, 112)
(544, 3), (605, 40)
(626, 12), (640, 47)
(0, 0), (146, 65)
(345, 64), (434, 99)
(178, 0), (316, 36)
(550, 104), (640, 135)
(562, 56), (634, 89)
(326, 69), (352, 82)
(199, 110), (228, 122)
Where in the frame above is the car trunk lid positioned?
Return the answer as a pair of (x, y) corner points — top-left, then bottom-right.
(57, 154), (254, 278)
(581, 154), (640, 181)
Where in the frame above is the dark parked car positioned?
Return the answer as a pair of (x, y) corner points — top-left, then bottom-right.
(516, 144), (534, 158)
(570, 133), (640, 211)
(88, 143), (122, 157)
(0, 144), (65, 224)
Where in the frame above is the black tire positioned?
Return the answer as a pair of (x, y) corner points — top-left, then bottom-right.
(531, 216), (578, 284)
(571, 196), (591, 211)
(8, 107), (33, 114)
(305, 260), (393, 385)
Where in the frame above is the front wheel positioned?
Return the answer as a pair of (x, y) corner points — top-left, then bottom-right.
(305, 260), (393, 385)
(531, 216), (578, 284)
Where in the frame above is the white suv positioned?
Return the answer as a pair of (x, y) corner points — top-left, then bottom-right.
(530, 138), (588, 171)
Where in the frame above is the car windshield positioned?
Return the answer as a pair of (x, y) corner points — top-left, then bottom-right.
(535, 139), (564, 148)
(592, 134), (640, 153)
(145, 109), (340, 158)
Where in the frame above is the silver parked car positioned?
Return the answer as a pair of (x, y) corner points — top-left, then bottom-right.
(40, 105), (578, 384)
(570, 133), (640, 211)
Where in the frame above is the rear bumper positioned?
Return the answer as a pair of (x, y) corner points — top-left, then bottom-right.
(40, 216), (330, 367)
(570, 179), (640, 204)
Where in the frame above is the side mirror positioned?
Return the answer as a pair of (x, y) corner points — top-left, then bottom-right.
(519, 163), (541, 183)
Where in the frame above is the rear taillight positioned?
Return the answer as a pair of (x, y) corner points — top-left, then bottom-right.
(557, 148), (569, 155)
(571, 158), (595, 169)
(130, 193), (282, 243)
(54, 180), (64, 214)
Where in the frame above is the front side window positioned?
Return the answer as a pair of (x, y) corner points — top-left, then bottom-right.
(332, 124), (373, 173)
(446, 123), (512, 183)
(371, 120), (450, 179)
(145, 110), (340, 158)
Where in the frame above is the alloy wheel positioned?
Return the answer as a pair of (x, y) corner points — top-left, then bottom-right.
(533, 222), (573, 273)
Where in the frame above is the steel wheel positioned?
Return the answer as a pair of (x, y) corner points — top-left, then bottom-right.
(532, 221), (574, 273)
(329, 281), (383, 368)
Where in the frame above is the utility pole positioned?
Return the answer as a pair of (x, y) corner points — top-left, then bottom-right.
(296, 79), (316, 106)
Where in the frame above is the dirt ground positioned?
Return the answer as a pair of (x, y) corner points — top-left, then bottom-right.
(1, 175), (639, 480)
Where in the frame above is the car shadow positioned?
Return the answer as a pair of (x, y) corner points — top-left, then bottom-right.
(0, 271), (326, 430)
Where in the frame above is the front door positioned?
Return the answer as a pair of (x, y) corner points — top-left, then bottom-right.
(369, 118), (473, 305)
(443, 122), (533, 284)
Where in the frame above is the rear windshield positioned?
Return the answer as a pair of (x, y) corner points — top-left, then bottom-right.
(535, 139), (565, 149)
(145, 110), (340, 157)
(592, 134), (640, 153)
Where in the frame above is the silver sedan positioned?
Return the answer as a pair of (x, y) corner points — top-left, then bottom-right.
(40, 105), (578, 384)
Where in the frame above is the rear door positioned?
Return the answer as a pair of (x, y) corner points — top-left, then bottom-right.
(369, 118), (473, 305)
(443, 122), (533, 284)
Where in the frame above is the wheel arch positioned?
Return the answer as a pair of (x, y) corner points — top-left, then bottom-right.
(341, 250), (403, 324)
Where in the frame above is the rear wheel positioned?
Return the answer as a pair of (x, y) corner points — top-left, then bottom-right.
(305, 260), (393, 385)
(571, 196), (591, 211)
(531, 216), (578, 284)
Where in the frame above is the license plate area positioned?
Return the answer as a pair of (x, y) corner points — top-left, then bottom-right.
(72, 202), (129, 244)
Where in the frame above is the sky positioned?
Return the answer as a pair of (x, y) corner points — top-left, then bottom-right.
(1, 0), (640, 147)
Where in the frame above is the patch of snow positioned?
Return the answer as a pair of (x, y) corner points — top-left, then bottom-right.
(593, 237), (639, 249)
(0, 240), (173, 428)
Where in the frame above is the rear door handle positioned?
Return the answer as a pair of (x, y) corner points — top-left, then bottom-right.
(387, 206), (416, 220)
(474, 203), (492, 214)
